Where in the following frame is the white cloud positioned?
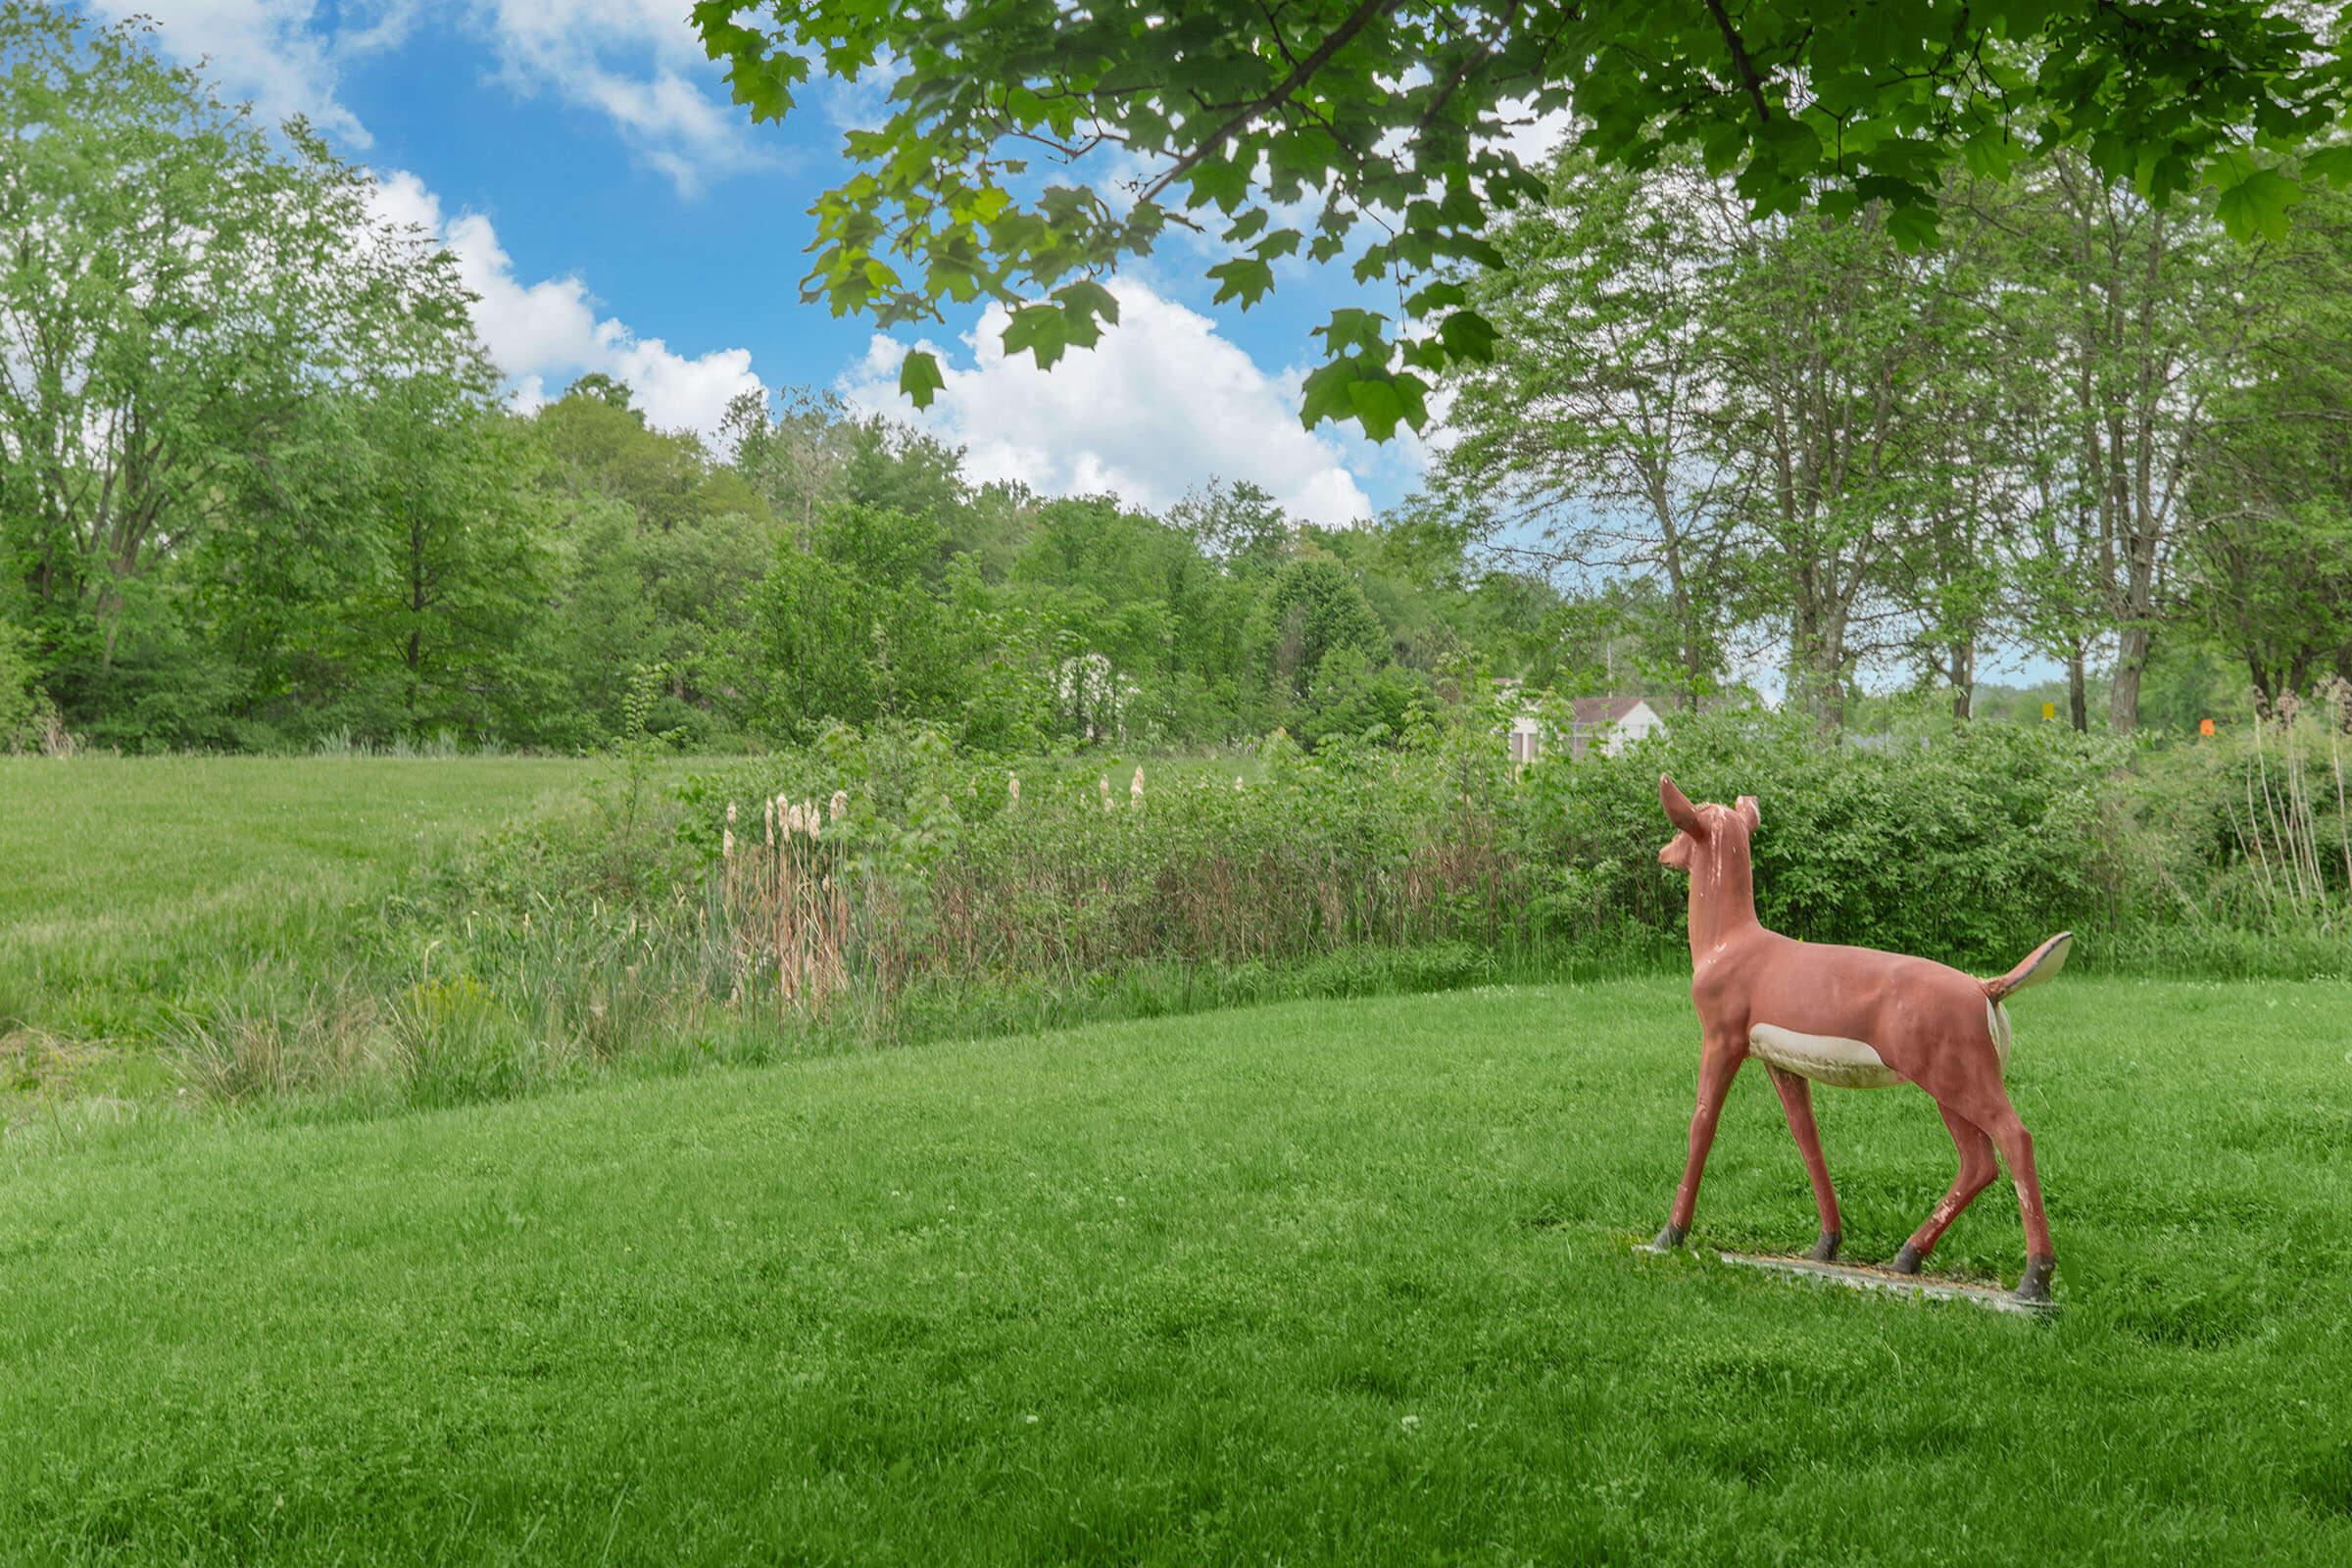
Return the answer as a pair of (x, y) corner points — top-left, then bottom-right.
(465, 0), (774, 194)
(839, 283), (1378, 527)
(84, 0), (400, 146)
(369, 172), (763, 437)
(1485, 99), (1574, 170)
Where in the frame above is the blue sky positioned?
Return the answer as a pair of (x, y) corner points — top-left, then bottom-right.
(90, 1), (1433, 524)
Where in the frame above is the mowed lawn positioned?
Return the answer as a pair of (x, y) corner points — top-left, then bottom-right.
(0, 756), (660, 1052)
(3, 978), (2348, 1563)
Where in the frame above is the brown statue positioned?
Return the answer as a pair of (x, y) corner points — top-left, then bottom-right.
(1648, 775), (2073, 1303)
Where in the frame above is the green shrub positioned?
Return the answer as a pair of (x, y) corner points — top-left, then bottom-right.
(0, 618), (59, 753)
(558, 701), (2349, 1045)
(1520, 709), (2126, 968)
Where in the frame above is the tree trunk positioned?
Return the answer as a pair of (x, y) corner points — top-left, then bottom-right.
(1949, 638), (1975, 720)
(1788, 606), (1844, 732)
(1796, 648), (1846, 731)
(2110, 621), (2149, 734)
(96, 585), (122, 668)
(1649, 474), (1710, 711)
(2247, 652), (2276, 710)
(1676, 604), (1710, 710)
(406, 509), (427, 730)
(2068, 645), (2088, 732)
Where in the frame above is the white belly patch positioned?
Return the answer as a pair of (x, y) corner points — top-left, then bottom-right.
(1749, 1023), (1903, 1089)
(1749, 1004), (2013, 1089)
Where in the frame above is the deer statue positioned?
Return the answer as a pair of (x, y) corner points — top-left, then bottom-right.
(1647, 775), (2073, 1303)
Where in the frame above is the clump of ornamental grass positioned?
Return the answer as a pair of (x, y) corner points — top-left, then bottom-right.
(164, 990), (385, 1105)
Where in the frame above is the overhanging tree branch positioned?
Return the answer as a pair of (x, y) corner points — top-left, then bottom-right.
(1701, 0), (1773, 123)
(1140, 0), (1400, 205)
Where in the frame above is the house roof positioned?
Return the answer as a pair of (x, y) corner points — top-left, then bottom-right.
(1568, 695), (1651, 725)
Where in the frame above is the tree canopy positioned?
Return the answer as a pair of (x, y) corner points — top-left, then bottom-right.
(0, 0), (1581, 757)
(694, 0), (2352, 437)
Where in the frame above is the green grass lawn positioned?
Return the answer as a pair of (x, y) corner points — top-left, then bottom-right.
(5, 977), (2347, 1563)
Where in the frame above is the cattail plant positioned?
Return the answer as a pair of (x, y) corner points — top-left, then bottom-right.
(716, 787), (854, 1013)
(2329, 676), (2352, 897)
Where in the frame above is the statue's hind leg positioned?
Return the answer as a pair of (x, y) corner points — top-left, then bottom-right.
(1889, 1102), (1997, 1275)
(1978, 1098), (2055, 1302)
(1764, 1064), (1841, 1260)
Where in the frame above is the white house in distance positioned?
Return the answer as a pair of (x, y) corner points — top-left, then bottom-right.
(1497, 679), (1666, 763)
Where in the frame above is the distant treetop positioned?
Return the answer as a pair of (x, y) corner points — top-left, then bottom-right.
(564, 373), (639, 413)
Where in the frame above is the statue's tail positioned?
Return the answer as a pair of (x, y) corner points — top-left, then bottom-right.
(1983, 932), (2072, 1004)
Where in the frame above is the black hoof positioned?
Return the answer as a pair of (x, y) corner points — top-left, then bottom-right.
(1650, 1222), (1689, 1250)
(1806, 1229), (1841, 1263)
(1889, 1243), (1925, 1276)
(2015, 1255), (2055, 1304)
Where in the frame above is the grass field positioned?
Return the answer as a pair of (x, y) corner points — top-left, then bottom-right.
(0, 756), (596, 1025)
(5, 977), (2348, 1563)
(0, 755), (714, 1106)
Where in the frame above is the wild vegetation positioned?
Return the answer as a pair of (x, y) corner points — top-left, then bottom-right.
(6, 687), (2342, 1124)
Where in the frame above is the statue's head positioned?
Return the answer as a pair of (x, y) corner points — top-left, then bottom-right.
(1657, 775), (1760, 875)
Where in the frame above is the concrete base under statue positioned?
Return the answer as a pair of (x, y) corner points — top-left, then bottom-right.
(1634, 1239), (2057, 1315)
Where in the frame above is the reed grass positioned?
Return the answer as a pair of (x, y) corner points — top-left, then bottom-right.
(2228, 680), (2352, 934)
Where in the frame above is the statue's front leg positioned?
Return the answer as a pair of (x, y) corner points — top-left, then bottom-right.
(1763, 1064), (1841, 1261)
(1654, 1040), (1742, 1249)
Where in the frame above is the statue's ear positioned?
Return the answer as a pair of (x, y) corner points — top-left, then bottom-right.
(1736, 795), (1760, 831)
(1660, 774), (1704, 836)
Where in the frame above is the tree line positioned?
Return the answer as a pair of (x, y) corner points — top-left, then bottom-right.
(0, 4), (1615, 755)
(1441, 141), (2352, 733)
